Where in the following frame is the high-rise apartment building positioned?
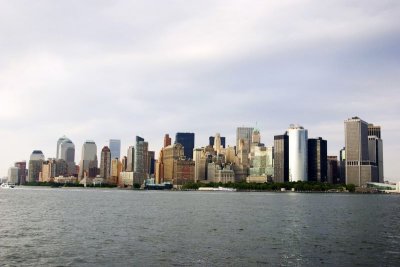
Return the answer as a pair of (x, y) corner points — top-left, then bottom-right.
(127, 146), (135, 172)
(236, 127), (254, 155)
(100, 146), (111, 180)
(28, 150), (45, 182)
(79, 140), (98, 178)
(288, 125), (308, 182)
(109, 139), (121, 159)
(175, 132), (195, 159)
(345, 117), (378, 186)
(273, 133), (289, 183)
(307, 137), (327, 182)
(14, 161), (27, 184)
(134, 136), (149, 182)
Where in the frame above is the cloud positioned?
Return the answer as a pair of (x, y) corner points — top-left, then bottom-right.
(0, 0), (399, 181)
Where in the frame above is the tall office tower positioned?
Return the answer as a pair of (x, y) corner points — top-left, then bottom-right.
(213, 133), (222, 154)
(147, 151), (155, 176)
(307, 137), (327, 182)
(327, 156), (339, 184)
(8, 167), (19, 184)
(28, 150), (45, 182)
(110, 158), (122, 185)
(164, 134), (172, 147)
(252, 128), (261, 145)
(100, 146), (111, 179)
(175, 132), (195, 159)
(209, 136), (226, 148)
(56, 136), (69, 159)
(368, 124), (381, 139)
(79, 140), (98, 178)
(58, 137), (76, 175)
(109, 139), (121, 159)
(193, 148), (207, 182)
(236, 127), (254, 154)
(345, 117), (378, 186)
(126, 146), (135, 172)
(121, 156), (128, 172)
(14, 161), (27, 184)
(134, 136), (149, 181)
(339, 147), (346, 184)
(249, 146), (274, 179)
(367, 123), (384, 182)
(41, 159), (56, 182)
(288, 125), (308, 182)
(368, 136), (384, 183)
(274, 134), (289, 183)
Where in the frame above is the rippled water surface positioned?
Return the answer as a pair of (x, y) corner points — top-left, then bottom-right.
(0, 187), (399, 266)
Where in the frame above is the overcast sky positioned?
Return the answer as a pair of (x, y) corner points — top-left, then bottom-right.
(0, 0), (399, 181)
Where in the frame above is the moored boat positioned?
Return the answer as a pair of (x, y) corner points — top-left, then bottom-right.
(1, 182), (16, 189)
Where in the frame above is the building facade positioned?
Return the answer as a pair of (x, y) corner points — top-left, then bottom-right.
(109, 139), (121, 159)
(273, 134), (289, 183)
(307, 137), (327, 182)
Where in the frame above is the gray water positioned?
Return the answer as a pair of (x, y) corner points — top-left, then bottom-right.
(0, 188), (399, 266)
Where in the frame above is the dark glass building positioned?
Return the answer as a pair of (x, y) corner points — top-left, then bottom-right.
(175, 132), (195, 159)
(274, 133), (289, 183)
(307, 137), (327, 182)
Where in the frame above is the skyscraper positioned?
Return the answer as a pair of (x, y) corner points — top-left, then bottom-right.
(127, 146), (135, 172)
(368, 136), (384, 183)
(345, 117), (378, 186)
(164, 134), (172, 147)
(100, 146), (111, 180)
(148, 151), (155, 176)
(368, 124), (381, 139)
(58, 137), (76, 175)
(14, 161), (27, 184)
(209, 136), (226, 148)
(28, 150), (45, 182)
(339, 147), (346, 184)
(288, 125), (308, 182)
(236, 127), (254, 154)
(175, 132), (195, 159)
(134, 136), (149, 182)
(327, 156), (339, 184)
(109, 139), (121, 159)
(307, 137), (327, 182)
(79, 140), (97, 178)
(274, 133), (289, 183)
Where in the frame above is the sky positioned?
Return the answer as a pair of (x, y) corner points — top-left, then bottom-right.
(0, 0), (399, 181)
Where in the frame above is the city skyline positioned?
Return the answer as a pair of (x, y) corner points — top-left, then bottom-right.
(0, 1), (399, 181)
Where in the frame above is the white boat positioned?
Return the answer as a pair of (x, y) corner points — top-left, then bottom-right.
(198, 186), (236, 192)
(1, 182), (16, 189)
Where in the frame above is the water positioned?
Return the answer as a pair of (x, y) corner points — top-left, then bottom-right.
(0, 188), (399, 266)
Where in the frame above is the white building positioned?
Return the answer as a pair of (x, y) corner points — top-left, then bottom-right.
(8, 167), (19, 184)
(288, 124), (308, 182)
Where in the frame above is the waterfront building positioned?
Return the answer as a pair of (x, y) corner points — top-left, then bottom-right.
(58, 137), (76, 176)
(100, 146), (111, 180)
(109, 139), (121, 159)
(327, 156), (339, 184)
(41, 159), (68, 182)
(207, 163), (235, 183)
(14, 161), (27, 184)
(110, 158), (122, 185)
(7, 167), (18, 184)
(175, 132), (195, 159)
(79, 140), (98, 179)
(134, 136), (149, 184)
(307, 137), (327, 182)
(148, 151), (155, 176)
(127, 146), (135, 172)
(161, 143), (195, 185)
(274, 133), (289, 183)
(236, 127), (254, 155)
(249, 146), (274, 181)
(339, 147), (346, 184)
(345, 117), (378, 186)
(288, 125), (308, 182)
(28, 150), (45, 182)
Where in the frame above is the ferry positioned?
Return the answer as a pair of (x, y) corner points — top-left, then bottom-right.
(144, 182), (173, 190)
(198, 186), (237, 192)
(0, 182), (16, 189)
